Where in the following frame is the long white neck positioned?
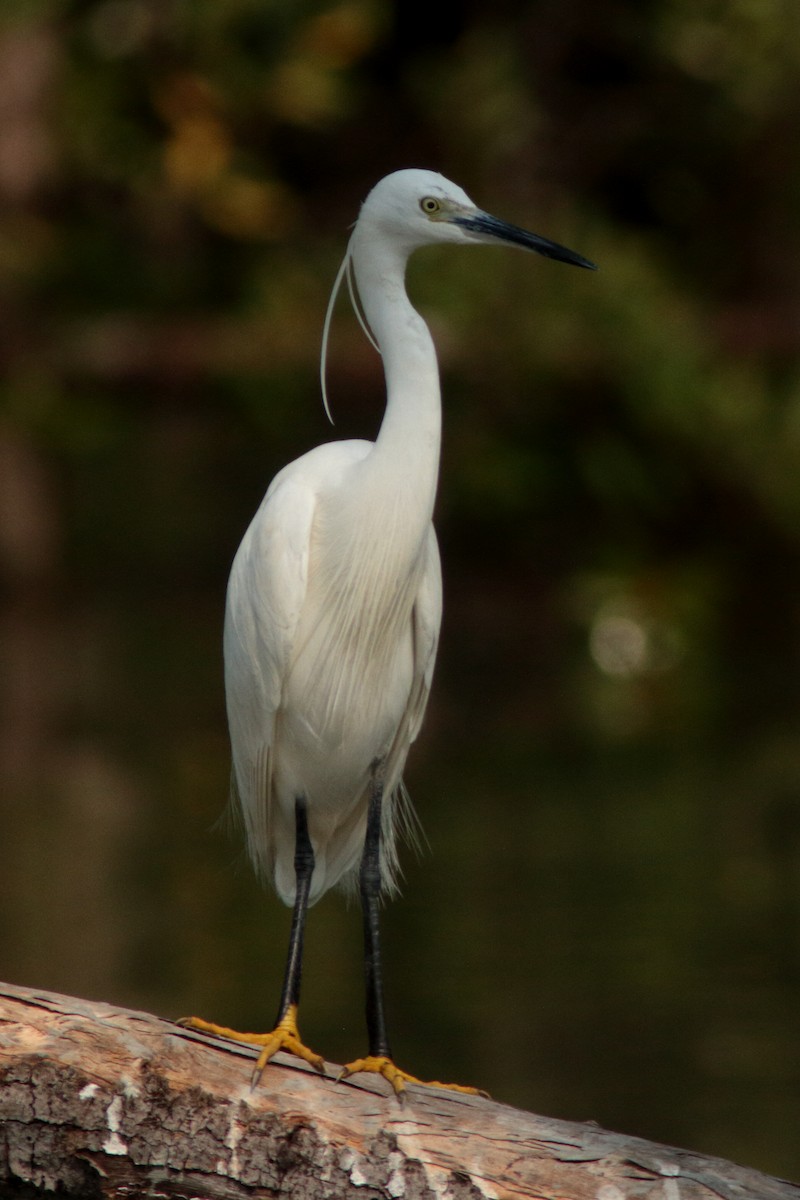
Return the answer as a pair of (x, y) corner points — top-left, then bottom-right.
(349, 224), (442, 523)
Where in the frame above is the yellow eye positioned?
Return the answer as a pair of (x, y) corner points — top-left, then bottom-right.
(420, 196), (440, 215)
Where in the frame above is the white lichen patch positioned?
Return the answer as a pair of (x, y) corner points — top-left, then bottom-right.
(102, 1093), (129, 1156)
(349, 1160), (369, 1187)
(336, 1144), (375, 1189)
(338, 1148), (356, 1172)
(120, 1072), (141, 1098)
(78, 1083), (99, 1101)
(223, 1107), (243, 1178)
(387, 1166), (406, 1196)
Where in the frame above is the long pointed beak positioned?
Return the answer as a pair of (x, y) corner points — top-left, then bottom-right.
(453, 211), (597, 271)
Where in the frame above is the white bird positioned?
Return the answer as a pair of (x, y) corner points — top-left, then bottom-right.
(183, 168), (596, 1095)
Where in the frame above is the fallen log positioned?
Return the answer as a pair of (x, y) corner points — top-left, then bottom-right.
(0, 980), (796, 1199)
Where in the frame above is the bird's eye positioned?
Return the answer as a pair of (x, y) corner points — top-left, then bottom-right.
(420, 196), (440, 215)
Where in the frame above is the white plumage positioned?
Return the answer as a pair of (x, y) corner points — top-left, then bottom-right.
(186, 168), (595, 1094)
(224, 435), (441, 904)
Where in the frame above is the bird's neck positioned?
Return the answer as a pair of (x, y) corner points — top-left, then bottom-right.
(350, 230), (441, 518)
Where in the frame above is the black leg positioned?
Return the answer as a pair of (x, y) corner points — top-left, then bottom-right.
(274, 797), (315, 1025)
(360, 776), (392, 1059)
(339, 777), (483, 1095)
(181, 793), (325, 1084)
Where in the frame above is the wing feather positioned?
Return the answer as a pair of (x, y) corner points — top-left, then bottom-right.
(223, 468), (316, 879)
(377, 524), (442, 894)
(223, 440), (373, 885)
(407, 525), (442, 745)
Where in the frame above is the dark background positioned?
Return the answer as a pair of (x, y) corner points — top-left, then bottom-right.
(2, 0), (800, 1178)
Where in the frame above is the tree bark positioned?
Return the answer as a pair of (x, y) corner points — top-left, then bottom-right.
(0, 980), (796, 1200)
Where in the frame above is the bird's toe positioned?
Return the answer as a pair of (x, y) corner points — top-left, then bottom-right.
(177, 1010), (326, 1084)
(339, 1055), (485, 1098)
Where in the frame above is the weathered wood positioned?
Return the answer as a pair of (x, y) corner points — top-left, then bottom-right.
(0, 980), (796, 1200)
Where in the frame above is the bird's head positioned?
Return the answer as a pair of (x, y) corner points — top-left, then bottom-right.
(320, 169), (596, 423)
(357, 168), (597, 270)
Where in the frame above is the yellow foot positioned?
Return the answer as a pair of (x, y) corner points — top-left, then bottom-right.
(178, 1004), (326, 1087)
(339, 1055), (486, 1099)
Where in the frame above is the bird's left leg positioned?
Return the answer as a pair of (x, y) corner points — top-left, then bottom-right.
(339, 771), (483, 1099)
(179, 796), (326, 1086)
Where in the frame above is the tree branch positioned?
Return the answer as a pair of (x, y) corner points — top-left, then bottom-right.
(0, 980), (796, 1199)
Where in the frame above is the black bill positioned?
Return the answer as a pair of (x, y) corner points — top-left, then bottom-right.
(453, 212), (597, 270)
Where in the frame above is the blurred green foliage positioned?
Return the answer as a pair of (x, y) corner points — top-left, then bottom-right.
(1, 0), (800, 1180)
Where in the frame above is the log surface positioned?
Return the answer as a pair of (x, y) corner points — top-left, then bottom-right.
(0, 979), (796, 1199)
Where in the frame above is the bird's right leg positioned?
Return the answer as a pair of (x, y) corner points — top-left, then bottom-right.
(179, 797), (326, 1086)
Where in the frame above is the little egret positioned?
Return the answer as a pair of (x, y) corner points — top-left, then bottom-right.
(183, 168), (596, 1096)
